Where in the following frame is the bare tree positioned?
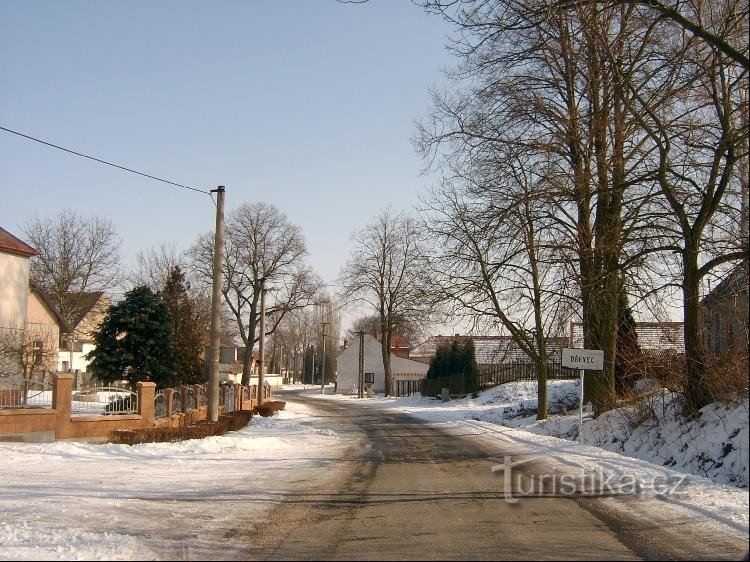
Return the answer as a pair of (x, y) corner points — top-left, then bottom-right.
(0, 328), (58, 386)
(609, 0), (749, 410)
(416, 0), (671, 414)
(423, 153), (568, 419)
(339, 208), (433, 396)
(188, 202), (319, 385)
(129, 244), (184, 292)
(23, 210), (121, 326)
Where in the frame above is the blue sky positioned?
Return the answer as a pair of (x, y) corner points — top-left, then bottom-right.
(0, 1), (456, 325)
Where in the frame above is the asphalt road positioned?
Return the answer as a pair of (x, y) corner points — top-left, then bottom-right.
(244, 391), (748, 561)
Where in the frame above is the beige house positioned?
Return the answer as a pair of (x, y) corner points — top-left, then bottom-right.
(26, 280), (69, 381)
(1, 227), (68, 385)
(57, 292), (111, 376)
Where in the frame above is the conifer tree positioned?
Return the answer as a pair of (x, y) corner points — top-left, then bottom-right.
(162, 266), (204, 385)
(87, 286), (176, 388)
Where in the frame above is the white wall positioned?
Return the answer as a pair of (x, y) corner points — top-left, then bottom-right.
(336, 334), (428, 394)
(0, 252), (30, 332)
(58, 343), (96, 373)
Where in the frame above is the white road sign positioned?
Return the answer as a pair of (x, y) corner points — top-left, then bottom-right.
(561, 348), (604, 371)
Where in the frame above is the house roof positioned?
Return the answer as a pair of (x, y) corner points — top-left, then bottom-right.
(29, 279), (71, 333)
(67, 291), (106, 329)
(410, 335), (569, 364)
(570, 322), (685, 352)
(0, 226), (38, 257)
(702, 264), (749, 306)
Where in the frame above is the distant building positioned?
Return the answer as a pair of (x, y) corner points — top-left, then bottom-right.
(336, 333), (428, 394)
(410, 334), (569, 366)
(57, 292), (111, 375)
(570, 322), (685, 354)
(701, 264), (749, 354)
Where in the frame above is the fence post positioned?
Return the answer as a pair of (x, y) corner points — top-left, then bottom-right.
(53, 373), (73, 439)
(137, 382), (156, 425)
(165, 388), (174, 419)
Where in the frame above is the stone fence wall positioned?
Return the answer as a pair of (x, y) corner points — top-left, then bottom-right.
(0, 373), (269, 442)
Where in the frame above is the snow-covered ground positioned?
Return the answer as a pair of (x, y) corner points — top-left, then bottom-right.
(0, 401), (346, 561)
(1, 382), (747, 560)
(305, 381), (749, 539)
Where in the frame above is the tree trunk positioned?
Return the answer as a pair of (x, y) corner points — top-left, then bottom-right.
(683, 244), (710, 412)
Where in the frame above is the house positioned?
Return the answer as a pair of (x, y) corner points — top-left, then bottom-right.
(0, 226), (38, 332)
(410, 334), (570, 366)
(0, 227), (41, 385)
(26, 280), (69, 381)
(57, 292), (111, 377)
(701, 264), (749, 354)
(336, 333), (429, 394)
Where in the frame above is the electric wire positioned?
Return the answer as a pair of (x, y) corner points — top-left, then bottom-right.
(0, 125), (213, 197)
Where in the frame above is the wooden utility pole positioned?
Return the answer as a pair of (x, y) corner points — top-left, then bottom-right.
(320, 321), (329, 394)
(258, 279), (267, 406)
(207, 186), (225, 422)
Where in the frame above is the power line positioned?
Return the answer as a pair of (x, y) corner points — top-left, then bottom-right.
(0, 125), (212, 197)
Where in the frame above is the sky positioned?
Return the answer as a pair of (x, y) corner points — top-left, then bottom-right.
(0, 0), (457, 330)
(0, 384), (747, 559)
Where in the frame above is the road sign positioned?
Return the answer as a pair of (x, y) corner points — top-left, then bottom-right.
(561, 348), (604, 371)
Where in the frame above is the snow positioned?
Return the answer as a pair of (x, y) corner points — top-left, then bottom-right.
(1, 382), (748, 559)
(309, 381), (749, 538)
(0, 401), (345, 561)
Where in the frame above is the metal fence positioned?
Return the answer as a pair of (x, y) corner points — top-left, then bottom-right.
(0, 379), (53, 409)
(154, 390), (168, 419)
(393, 379), (423, 397)
(222, 384), (236, 413)
(71, 387), (138, 416)
(422, 361), (577, 397)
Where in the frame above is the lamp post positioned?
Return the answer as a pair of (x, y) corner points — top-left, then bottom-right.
(63, 332), (79, 389)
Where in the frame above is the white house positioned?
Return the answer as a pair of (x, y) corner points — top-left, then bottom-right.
(336, 333), (428, 394)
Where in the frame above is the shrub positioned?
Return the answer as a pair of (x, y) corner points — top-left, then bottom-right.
(252, 400), (286, 417)
(108, 410), (252, 445)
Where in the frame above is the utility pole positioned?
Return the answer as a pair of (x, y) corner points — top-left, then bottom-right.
(320, 321), (329, 394)
(258, 279), (267, 406)
(207, 185), (225, 422)
(357, 330), (365, 399)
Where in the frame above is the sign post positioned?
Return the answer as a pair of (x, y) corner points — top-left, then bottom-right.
(561, 348), (604, 442)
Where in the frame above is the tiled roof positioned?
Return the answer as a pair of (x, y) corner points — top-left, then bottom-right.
(66, 292), (106, 329)
(571, 322), (685, 352)
(0, 226), (37, 257)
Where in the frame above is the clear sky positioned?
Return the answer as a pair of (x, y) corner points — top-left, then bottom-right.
(0, 0), (459, 329)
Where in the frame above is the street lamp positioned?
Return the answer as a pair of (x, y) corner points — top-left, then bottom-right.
(62, 332), (80, 389)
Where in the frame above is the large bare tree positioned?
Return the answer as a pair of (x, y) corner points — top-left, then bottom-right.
(23, 210), (121, 326)
(339, 208), (433, 396)
(188, 202), (319, 385)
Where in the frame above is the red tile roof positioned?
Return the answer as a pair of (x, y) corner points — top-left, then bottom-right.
(0, 227), (38, 257)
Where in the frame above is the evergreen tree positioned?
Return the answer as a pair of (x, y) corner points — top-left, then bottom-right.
(615, 293), (641, 394)
(87, 286), (176, 388)
(463, 338), (481, 392)
(162, 266), (204, 385)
